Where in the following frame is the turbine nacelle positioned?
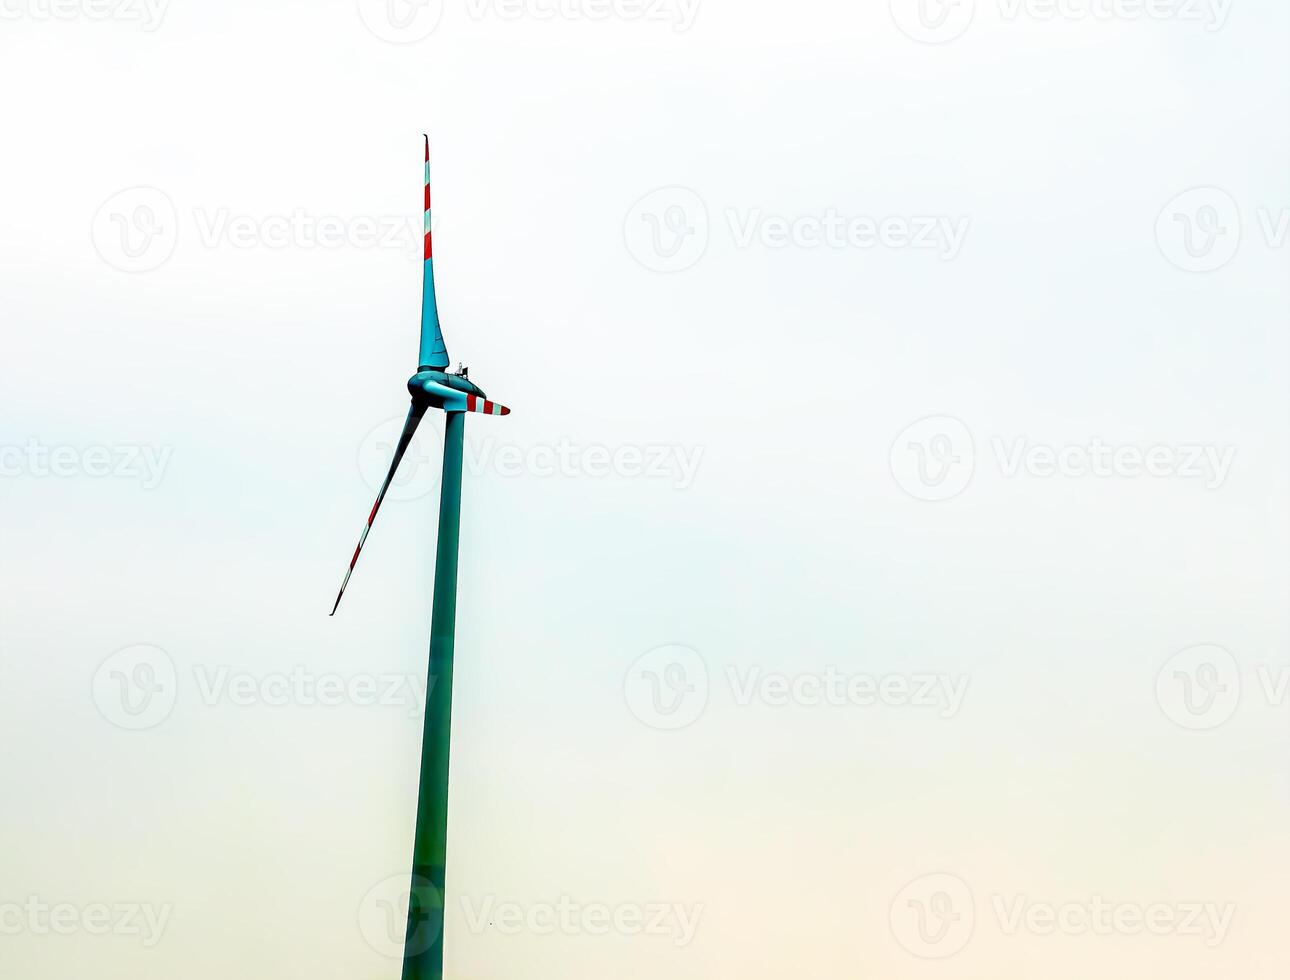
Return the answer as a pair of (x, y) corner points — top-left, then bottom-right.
(408, 370), (512, 416)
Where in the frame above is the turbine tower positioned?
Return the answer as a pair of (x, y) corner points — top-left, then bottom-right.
(332, 136), (510, 980)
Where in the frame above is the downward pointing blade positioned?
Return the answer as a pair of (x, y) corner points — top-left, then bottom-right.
(331, 401), (429, 615)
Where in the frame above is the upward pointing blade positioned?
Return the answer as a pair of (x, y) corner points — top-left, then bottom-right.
(331, 401), (429, 615)
(419, 135), (450, 371)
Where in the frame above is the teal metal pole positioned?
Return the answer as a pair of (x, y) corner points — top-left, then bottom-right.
(402, 410), (465, 980)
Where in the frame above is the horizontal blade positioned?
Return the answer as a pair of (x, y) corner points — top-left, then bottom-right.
(464, 394), (511, 416)
(331, 401), (429, 615)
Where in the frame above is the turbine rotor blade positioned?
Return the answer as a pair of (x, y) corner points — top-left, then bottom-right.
(464, 394), (511, 416)
(331, 401), (429, 615)
(419, 135), (450, 371)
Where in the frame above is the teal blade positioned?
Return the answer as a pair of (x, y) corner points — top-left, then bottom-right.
(330, 400), (428, 615)
(419, 136), (450, 371)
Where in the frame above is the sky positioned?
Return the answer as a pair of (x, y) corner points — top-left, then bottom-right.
(1, 1), (1288, 978)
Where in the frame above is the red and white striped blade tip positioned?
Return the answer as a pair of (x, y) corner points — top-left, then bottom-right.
(465, 394), (512, 416)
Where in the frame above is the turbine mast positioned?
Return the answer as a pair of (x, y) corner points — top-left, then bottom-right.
(402, 410), (466, 980)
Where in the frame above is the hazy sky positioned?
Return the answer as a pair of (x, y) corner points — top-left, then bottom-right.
(1, 1), (1287, 978)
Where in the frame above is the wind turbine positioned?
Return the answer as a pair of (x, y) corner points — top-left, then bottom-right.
(332, 136), (510, 980)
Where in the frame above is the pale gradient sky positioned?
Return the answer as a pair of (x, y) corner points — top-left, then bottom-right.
(1, 1), (1288, 978)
